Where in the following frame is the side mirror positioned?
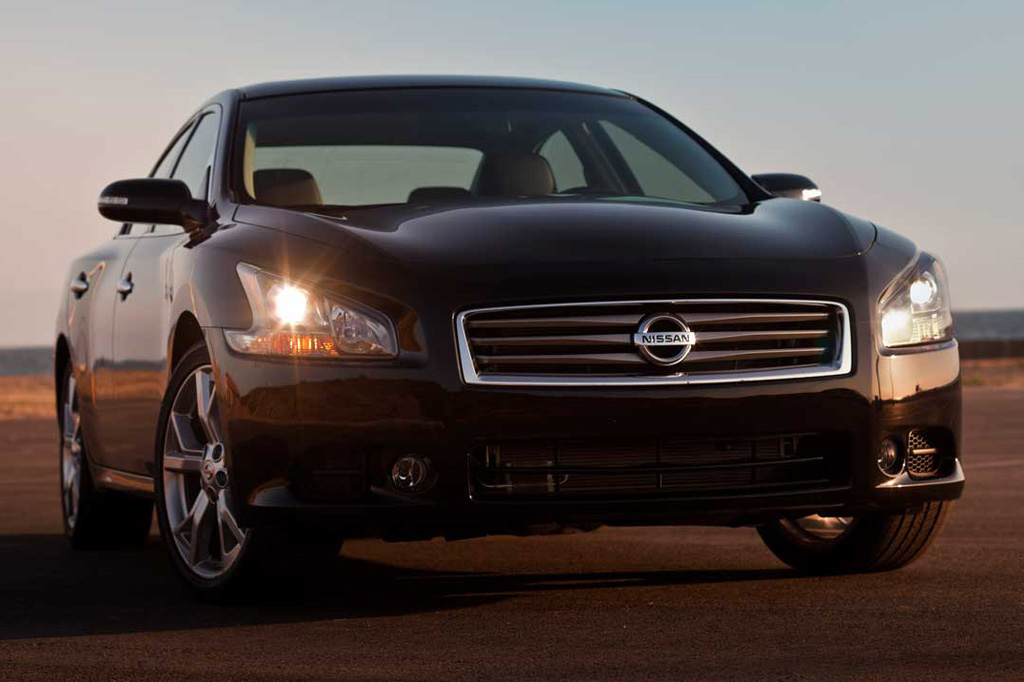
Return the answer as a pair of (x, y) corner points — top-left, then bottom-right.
(97, 178), (210, 232)
(751, 173), (821, 202)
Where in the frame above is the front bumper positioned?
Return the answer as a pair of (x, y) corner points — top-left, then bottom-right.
(208, 332), (963, 538)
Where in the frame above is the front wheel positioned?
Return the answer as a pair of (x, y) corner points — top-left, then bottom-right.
(154, 344), (254, 597)
(154, 343), (341, 599)
(757, 502), (953, 574)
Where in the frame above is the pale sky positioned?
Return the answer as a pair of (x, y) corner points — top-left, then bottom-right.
(1, 0), (1021, 346)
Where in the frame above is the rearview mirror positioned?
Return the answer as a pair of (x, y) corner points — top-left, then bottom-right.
(97, 178), (209, 232)
(751, 173), (821, 202)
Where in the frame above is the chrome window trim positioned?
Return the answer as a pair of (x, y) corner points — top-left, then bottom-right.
(454, 298), (853, 387)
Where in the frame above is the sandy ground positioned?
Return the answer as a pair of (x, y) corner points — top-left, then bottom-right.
(0, 382), (1021, 680)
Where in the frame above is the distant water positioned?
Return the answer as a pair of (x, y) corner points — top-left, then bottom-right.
(954, 309), (1024, 341)
(0, 347), (53, 377)
(0, 309), (1021, 376)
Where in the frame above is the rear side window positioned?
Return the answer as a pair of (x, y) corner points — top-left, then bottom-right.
(538, 131), (586, 192)
(120, 122), (197, 236)
(172, 112), (220, 200)
(151, 124), (194, 180)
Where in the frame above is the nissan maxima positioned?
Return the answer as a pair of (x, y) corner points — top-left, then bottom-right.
(55, 76), (964, 597)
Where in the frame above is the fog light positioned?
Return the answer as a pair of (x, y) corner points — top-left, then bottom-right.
(878, 438), (903, 476)
(390, 455), (432, 493)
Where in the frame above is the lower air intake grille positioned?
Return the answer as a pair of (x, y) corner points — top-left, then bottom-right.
(906, 430), (944, 479)
(469, 433), (851, 500)
(456, 299), (851, 386)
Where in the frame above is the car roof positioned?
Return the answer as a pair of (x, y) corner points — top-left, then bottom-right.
(239, 75), (627, 100)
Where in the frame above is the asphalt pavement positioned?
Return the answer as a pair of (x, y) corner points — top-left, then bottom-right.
(0, 387), (1021, 681)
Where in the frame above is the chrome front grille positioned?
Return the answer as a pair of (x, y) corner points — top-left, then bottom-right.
(456, 299), (851, 386)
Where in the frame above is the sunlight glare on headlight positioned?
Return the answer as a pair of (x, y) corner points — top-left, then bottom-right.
(881, 308), (912, 347)
(909, 275), (937, 307)
(270, 284), (308, 325)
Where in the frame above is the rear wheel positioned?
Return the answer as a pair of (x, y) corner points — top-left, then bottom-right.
(757, 503), (952, 574)
(59, 364), (153, 548)
(154, 343), (341, 599)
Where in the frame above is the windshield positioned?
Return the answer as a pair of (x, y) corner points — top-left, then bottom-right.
(235, 88), (749, 210)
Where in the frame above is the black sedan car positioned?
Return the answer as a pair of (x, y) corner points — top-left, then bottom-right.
(56, 76), (963, 597)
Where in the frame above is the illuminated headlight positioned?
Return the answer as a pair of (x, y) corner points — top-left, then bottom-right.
(225, 263), (398, 359)
(878, 254), (953, 349)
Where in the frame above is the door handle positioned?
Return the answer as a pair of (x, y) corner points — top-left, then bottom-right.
(117, 273), (134, 299)
(70, 274), (89, 297)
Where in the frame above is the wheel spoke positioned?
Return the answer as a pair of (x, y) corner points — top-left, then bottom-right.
(69, 469), (80, 515)
(186, 493), (211, 567)
(194, 370), (218, 444)
(63, 462), (77, 492)
(62, 405), (74, 446)
(219, 497), (246, 546)
(62, 406), (79, 452)
(164, 452), (204, 474)
(63, 376), (77, 425)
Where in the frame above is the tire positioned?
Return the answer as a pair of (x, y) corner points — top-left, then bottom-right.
(757, 502), (953, 574)
(59, 363), (153, 549)
(153, 342), (341, 600)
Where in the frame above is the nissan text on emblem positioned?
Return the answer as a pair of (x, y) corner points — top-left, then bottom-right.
(633, 314), (697, 366)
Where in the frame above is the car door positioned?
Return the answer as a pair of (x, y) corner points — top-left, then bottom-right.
(67, 228), (143, 470)
(103, 111), (220, 475)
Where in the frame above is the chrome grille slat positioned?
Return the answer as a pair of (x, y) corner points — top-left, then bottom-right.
(684, 347), (828, 363)
(673, 311), (831, 325)
(456, 298), (852, 387)
(468, 314), (642, 330)
(477, 353), (648, 367)
(695, 329), (829, 343)
(471, 333), (632, 347)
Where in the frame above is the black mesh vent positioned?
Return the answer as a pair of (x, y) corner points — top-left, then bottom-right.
(470, 433), (851, 500)
(906, 430), (943, 479)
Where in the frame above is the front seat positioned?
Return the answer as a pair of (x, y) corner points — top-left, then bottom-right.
(477, 153), (555, 197)
(253, 168), (323, 207)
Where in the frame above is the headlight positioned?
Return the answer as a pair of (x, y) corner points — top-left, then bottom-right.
(224, 263), (398, 359)
(878, 254), (953, 349)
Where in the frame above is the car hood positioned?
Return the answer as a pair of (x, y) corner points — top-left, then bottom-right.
(233, 198), (875, 268)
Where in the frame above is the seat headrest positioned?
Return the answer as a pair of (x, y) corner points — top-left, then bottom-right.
(408, 186), (473, 204)
(253, 169), (323, 207)
(477, 153), (555, 197)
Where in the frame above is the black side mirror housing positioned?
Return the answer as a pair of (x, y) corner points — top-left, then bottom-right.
(98, 178), (210, 232)
(751, 173), (821, 202)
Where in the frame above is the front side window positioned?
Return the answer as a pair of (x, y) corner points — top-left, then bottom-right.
(173, 112), (220, 200)
(235, 89), (747, 211)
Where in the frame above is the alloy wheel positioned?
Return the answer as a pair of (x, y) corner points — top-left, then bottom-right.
(162, 365), (248, 579)
(785, 514), (856, 542)
(60, 374), (83, 532)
